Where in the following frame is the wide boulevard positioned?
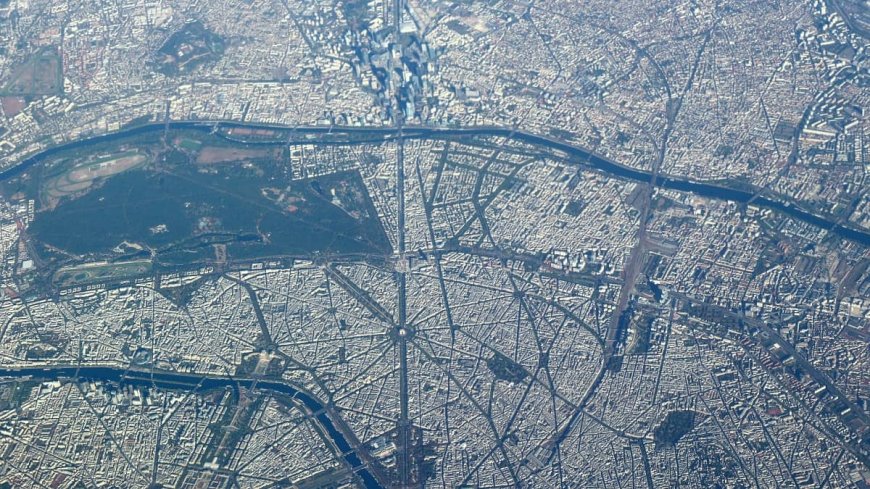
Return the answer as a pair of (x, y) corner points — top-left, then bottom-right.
(4, 121), (868, 246)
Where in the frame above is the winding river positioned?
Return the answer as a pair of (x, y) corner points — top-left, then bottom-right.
(1, 122), (867, 485)
(0, 365), (382, 489)
(2, 121), (867, 246)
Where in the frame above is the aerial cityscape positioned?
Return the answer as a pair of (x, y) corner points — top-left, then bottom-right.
(0, 0), (869, 487)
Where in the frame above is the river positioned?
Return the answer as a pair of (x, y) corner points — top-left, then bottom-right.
(0, 365), (382, 489)
(2, 121), (866, 246)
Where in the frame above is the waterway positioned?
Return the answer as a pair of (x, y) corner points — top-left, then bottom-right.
(3, 121), (867, 246)
(0, 365), (382, 489)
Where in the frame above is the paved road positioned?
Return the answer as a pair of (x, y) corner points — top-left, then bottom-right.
(672, 291), (870, 469)
(0, 364), (387, 488)
(5, 121), (868, 245)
